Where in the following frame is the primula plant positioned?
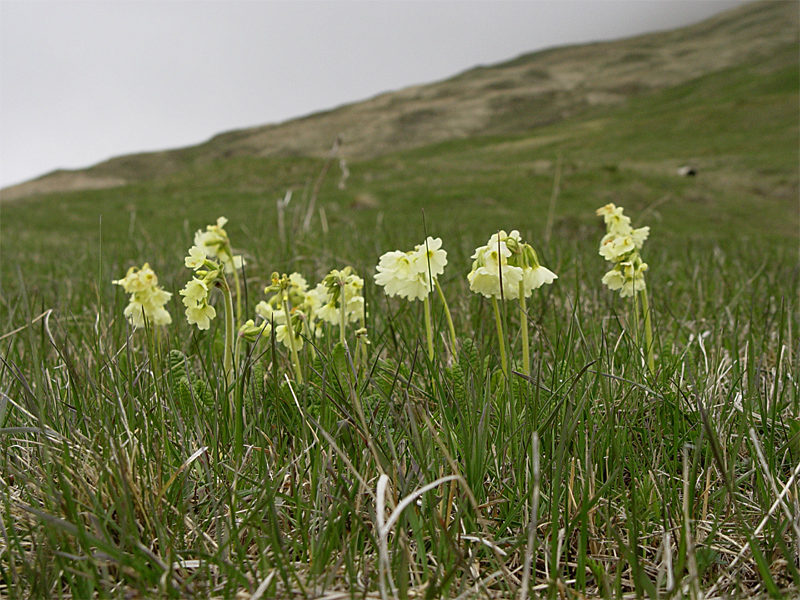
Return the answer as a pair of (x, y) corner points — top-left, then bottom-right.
(597, 203), (655, 373)
(468, 230), (556, 376)
(191, 216), (246, 322)
(112, 263), (172, 329)
(256, 272), (311, 383)
(180, 218), (245, 387)
(318, 266), (365, 347)
(244, 268), (367, 383)
(375, 236), (456, 359)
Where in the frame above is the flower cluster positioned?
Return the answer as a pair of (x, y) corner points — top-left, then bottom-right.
(374, 237), (447, 301)
(251, 273), (322, 349)
(189, 216), (244, 274)
(244, 268), (365, 350)
(596, 203), (649, 297)
(468, 230), (557, 299)
(318, 267), (365, 326)
(112, 263), (172, 328)
(181, 251), (222, 330)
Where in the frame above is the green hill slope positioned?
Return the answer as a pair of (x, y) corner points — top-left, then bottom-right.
(2, 0), (797, 200)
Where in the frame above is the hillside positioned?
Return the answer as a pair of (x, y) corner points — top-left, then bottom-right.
(2, 0), (797, 201)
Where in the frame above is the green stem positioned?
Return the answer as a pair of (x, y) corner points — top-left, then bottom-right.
(220, 279), (242, 457)
(640, 287), (655, 375)
(492, 296), (508, 377)
(222, 281), (235, 388)
(435, 278), (457, 356)
(232, 265), (242, 328)
(423, 295), (434, 361)
(519, 281), (530, 377)
(339, 286), (347, 348)
(282, 294), (304, 384)
(632, 288), (641, 357)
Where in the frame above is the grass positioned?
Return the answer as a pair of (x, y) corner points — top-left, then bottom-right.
(0, 30), (798, 600)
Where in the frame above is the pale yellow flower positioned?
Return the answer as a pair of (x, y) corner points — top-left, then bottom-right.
(599, 233), (636, 262)
(521, 265), (558, 295)
(467, 240), (523, 299)
(596, 203), (632, 235)
(186, 303), (217, 330)
(180, 278), (209, 307)
(630, 226), (650, 249)
(185, 246), (207, 270)
(276, 323), (304, 350)
(602, 261), (648, 298)
(411, 236), (448, 278)
(113, 263), (172, 329)
(375, 237), (448, 302)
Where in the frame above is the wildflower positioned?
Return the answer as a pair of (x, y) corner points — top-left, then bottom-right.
(255, 300), (286, 324)
(413, 236), (448, 279)
(596, 203), (631, 235)
(259, 272), (311, 382)
(319, 267), (365, 326)
(192, 216), (245, 275)
(468, 231), (556, 300)
(522, 263), (558, 293)
(597, 203), (655, 373)
(179, 262), (222, 329)
(180, 277), (209, 306)
(468, 233), (524, 299)
(180, 273), (218, 331)
(467, 230), (557, 377)
(599, 233), (636, 262)
(596, 204), (649, 297)
(375, 237), (453, 359)
(375, 236), (448, 301)
(113, 263), (172, 328)
(276, 312), (305, 351)
(316, 267), (365, 347)
(601, 261), (648, 298)
(185, 246), (207, 270)
(186, 302), (217, 330)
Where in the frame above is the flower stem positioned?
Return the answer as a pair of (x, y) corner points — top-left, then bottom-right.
(492, 296), (508, 377)
(222, 281), (235, 387)
(282, 294), (304, 384)
(339, 286), (347, 348)
(632, 289), (641, 356)
(640, 287), (655, 375)
(435, 278), (457, 356)
(519, 281), (530, 377)
(423, 295), (434, 361)
(220, 279), (242, 457)
(232, 266), (242, 328)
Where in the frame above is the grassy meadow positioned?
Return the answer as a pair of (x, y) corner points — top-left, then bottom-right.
(1, 23), (799, 600)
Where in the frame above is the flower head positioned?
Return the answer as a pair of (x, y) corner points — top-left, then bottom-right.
(467, 231), (556, 299)
(375, 237), (448, 301)
(599, 233), (636, 262)
(602, 261), (648, 298)
(597, 204), (650, 297)
(186, 302), (217, 330)
(596, 203), (632, 235)
(192, 216), (245, 274)
(180, 277), (209, 307)
(319, 267), (365, 325)
(113, 263), (172, 329)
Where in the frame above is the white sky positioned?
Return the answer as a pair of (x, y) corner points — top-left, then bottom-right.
(0, 0), (748, 189)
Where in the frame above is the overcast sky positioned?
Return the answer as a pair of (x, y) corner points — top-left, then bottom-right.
(0, 0), (749, 189)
